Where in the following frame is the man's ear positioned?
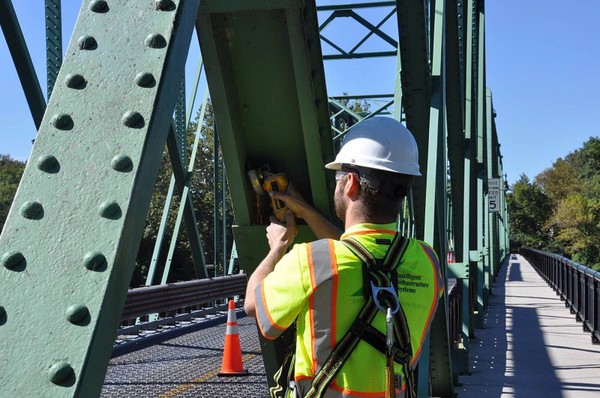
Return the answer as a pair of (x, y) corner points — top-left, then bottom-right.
(345, 172), (361, 199)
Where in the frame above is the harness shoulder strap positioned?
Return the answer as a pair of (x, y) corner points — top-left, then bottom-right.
(305, 235), (414, 398)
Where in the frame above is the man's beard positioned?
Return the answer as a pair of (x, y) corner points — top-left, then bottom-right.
(334, 186), (346, 221)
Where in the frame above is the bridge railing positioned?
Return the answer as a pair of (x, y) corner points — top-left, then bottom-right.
(521, 248), (600, 344)
(119, 274), (246, 332)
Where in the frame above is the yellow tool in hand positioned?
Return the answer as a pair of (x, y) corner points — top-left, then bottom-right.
(247, 165), (289, 222)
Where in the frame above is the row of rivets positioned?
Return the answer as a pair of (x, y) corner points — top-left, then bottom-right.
(0, 303), (88, 324)
(16, 199), (123, 221)
(2, 250), (107, 271)
(21, 0), (177, 387)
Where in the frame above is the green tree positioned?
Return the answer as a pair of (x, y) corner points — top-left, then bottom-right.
(519, 137), (600, 268)
(0, 155), (26, 234)
(506, 174), (553, 251)
(535, 158), (581, 204)
(544, 137), (600, 268)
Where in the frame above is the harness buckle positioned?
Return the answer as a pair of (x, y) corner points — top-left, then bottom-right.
(370, 281), (400, 315)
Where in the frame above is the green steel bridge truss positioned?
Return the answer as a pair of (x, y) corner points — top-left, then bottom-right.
(0, 0), (509, 397)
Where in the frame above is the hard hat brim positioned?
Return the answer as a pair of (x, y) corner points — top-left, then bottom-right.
(324, 161), (342, 171)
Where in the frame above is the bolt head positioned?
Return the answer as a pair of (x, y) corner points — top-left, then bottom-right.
(77, 35), (97, 50)
(1, 251), (25, 270)
(83, 252), (107, 271)
(145, 33), (166, 49)
(66, 304), (90, 324)
(50, 113), (74, 130)
(36, 155), (60, 173)
(98, 201), (121, 219)
(48, 361), (74, 384)
(121, 111), (144, 128)
(110, 154), (133, 172)
(20, 201), (44, 220)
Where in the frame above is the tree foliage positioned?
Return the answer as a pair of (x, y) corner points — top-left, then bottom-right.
(134, 101), (235, 286)
(0, 155), (26, 234)
(510, 137), (600, 269)
(507, 174), (553, 250)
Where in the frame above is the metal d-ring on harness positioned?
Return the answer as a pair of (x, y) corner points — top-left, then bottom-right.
(304, 235), (415, 398)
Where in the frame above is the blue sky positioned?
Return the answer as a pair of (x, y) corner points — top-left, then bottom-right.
(1, 1), (598, 186)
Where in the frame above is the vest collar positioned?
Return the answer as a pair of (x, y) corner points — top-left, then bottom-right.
(340, 222), (398, 240)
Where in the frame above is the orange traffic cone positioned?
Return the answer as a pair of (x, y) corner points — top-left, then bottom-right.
(218, 299), (248, 376)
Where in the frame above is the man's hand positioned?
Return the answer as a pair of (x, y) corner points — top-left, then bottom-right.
(266, 210), (297, 256)
(244, 210), (296, 317)
(270, 183), (310, 220)
(271, 182), (343, 240)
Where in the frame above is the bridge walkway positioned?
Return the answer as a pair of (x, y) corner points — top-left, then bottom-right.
(458, 254), (600, 398)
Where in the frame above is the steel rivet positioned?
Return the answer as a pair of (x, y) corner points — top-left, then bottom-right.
(134, 72), (156, 88)
(155, 0), (175, 10)
(89, 0), (109, 13)
(1, 251), (25, 270)
(145, 33), (166, 49)
(50, 113), (73, 130)
(121, 111), (144, 128)
(83, 251), (107, 271)
(65, 73), (86, 89)
(36, 155), (59, 173)
(66, 304), (89, 324)
(98, 200), (120, 219)
(48, 361), (74, 384)
(110, 154), (132, 171)
(20, 201), (44, 220)
(77, 35), (97, 50)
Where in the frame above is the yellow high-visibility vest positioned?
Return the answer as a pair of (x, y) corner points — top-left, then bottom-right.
(255, 223), (443, 397)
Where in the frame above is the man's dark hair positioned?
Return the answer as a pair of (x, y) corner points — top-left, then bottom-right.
(345, 166), (415, 221)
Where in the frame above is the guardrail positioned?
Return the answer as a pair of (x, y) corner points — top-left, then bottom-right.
(521, 248), (600, 344)
(121, 274), (247, 321)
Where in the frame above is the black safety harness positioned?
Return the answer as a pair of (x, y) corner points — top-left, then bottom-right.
(303, 235), (415, 398)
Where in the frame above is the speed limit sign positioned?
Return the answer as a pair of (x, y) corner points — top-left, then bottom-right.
(488, 178), (500, 213)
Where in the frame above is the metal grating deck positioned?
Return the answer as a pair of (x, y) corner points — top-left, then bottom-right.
(102, 314), (268, 397)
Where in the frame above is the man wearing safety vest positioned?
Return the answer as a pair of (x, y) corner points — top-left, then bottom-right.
(245, 117), (443, 398)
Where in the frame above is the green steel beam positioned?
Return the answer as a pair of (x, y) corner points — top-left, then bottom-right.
(475, 0), (486, 324)
(0, 1), (199, 396)
(396, 0), (432, 240)
(197, 0), (335, 389)
(319, 7), (398, 60)
(418, 1), (454, 396)
(197, 0), (335, 241)
(463, 0), (477, 341)
(485, 89), (498, 282)
(45, 0), (63, 98)
(317, 1), (396, 11)
(165, 123), (209, 279)
(446, 0), (466, 265)
(0, 0), (47, 129)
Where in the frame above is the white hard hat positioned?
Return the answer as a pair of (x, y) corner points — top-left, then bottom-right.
(325, 117), (421, 176)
